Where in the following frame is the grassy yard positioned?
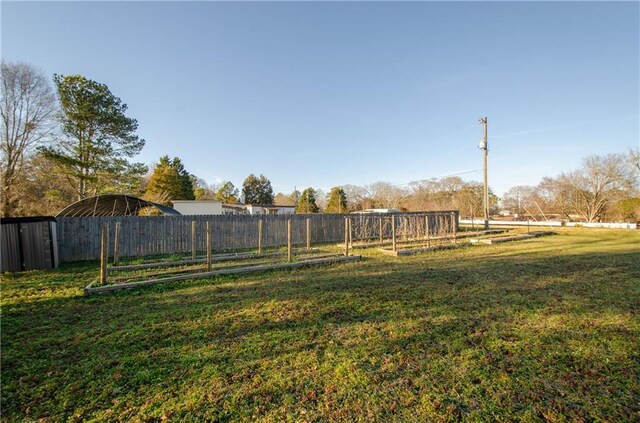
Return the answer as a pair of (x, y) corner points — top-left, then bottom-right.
(1, 228), (639, 421)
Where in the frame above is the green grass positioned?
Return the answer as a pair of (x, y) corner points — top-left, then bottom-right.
(1, 228), (639, 421)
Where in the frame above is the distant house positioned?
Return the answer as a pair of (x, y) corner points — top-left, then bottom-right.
(351, 208), (401, 214)
(171, 200), (223, 215)
(220, 203), (295, 215)
(244, 204), (295, 215)
(222, 203), (246, 215)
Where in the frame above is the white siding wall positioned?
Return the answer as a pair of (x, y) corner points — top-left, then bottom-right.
(172, 201), (223, 215)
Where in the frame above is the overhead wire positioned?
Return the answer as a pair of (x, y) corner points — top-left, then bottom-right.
(385, 123), (483, 188)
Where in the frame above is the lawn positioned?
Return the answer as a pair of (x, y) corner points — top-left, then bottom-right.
(1, 228), (639, 421)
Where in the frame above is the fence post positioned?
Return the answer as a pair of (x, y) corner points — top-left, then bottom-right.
(344, 217), (349, 257)
(258, 219), (263, 254)
(527, 219), (530, 234)
(379, 217), (383, 243)
(426, 216), (431, 247)
(452, 212), (457, 244)
(348, 216), (353, 248)
(191, 220), (196, 260)
(113, 222), (120, 266)
(391, 215), (397, 251)
(99, 224), (109, 285)
(287, 219), (292, 262)
(306, 218), (311, 251)
(424, 215), (428, 240)
(206, 221), (212, 272)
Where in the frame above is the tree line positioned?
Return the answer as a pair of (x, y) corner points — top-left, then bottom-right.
(2, 61), (638, 221)
(501, 152), (639, 222)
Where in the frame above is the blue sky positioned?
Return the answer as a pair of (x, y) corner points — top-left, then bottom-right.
(2, 1), (638, 196)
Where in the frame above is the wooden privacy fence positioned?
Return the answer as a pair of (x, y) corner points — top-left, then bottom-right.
(56, 212), (459, 262)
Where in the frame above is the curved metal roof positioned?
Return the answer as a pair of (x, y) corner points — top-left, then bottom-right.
(56, 195), (182, 217)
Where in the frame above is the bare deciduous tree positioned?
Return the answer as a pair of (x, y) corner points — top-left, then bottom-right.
(1, 61), (56, 216)
(368, 181), (407, 209)
(501, 185), (535, 216)
(628, 147), (640, 174)
(541, 154), (636, 222)
(341, 184), (373, 211)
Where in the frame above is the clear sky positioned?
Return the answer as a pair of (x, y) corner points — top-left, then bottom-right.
(2, 1), (638, 196)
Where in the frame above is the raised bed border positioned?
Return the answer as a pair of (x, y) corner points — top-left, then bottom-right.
(85, 254), (362, 296)
(344, 229), (506, 250)
(469, 231), (555, 245)
(378, 243), (467, 256)
(378, 231), (555, 256)
(110, 247), (320, 272)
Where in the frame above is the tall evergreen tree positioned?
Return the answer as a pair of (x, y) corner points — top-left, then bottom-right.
(295, 187), (319, 213)
(326, 187), (348, 213)
(145, 156), (194, 205)
(242, 174), (274, 204)
(40, 74), (146, 200)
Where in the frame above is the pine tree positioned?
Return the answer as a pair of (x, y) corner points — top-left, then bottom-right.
(295, 188), (319, 213)
(242, 174), (274, 204)
(40, 74), (146, 200)
(326, 187), (348, 213)
(145, 156), (195, 205)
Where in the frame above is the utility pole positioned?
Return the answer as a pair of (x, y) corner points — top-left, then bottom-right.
(478, 117), (489, 229)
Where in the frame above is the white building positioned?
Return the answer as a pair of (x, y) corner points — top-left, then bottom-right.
(352, 208), (401, 214)
(222, 203), (247, 215)
(171, 200), (223, 215)
(244, 204), (296, 215)
(173, 201), (295, 215)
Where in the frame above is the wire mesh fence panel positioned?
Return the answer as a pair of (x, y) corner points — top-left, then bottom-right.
(347, 212), (458, 245)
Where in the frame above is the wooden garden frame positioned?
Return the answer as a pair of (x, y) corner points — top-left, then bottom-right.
(89, 218), (361, 295)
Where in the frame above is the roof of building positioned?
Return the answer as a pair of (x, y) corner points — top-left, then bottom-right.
(1, 216), (57, 224)
(245, 204), (295, 208)
(172, 200), (222, 204)
(56, 195), (181, 217)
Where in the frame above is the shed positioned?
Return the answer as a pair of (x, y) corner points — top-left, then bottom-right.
(1, 216), (59, 272)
